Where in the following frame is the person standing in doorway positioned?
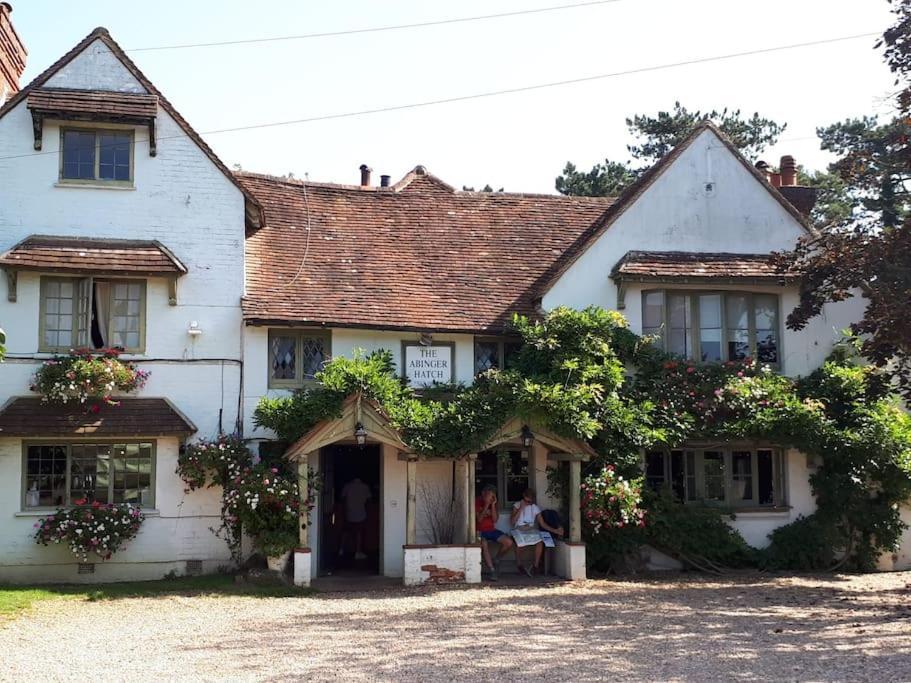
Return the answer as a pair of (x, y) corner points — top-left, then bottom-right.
(340, 476), (372, 561)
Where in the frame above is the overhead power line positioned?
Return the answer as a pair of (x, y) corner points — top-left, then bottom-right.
(0, 30), (880, 164)
(124, 0), (627, 52)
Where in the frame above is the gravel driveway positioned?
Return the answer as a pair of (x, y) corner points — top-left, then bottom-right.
(1, 572), (910, 682)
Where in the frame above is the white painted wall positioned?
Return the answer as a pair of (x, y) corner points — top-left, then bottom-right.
(243, 326), (475, 439)
(542, 128), (868, 378)
(0, 437), (231, 583)
(0, 40), (247, 580)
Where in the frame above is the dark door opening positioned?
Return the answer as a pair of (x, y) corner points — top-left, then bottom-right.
(319, 444), (381, 575)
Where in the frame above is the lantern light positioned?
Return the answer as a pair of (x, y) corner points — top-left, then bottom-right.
(521, 425), (534, 448)
(354, 422), (368, 447)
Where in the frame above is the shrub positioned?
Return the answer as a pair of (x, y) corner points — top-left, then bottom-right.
(34, 501), (145, 561)
(30, 347), (149, 405)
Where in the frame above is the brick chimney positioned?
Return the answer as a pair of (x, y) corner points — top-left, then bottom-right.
(0, 3), (27, 105)
(756, 154), (818, 218)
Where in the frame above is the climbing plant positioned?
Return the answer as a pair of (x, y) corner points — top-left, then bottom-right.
(252, 307), (911, 572)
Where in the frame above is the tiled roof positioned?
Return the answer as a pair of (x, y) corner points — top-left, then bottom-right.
(611, 251), (792, 283)
(0, 397), (196, 437)
(0, 235), (187, 275)
(239, 168), (615, 333)
(0, 27), (263, 230)
(27, 87), (158, 119)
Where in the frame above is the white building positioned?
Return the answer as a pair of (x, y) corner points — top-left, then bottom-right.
(0, 18), (906, 586)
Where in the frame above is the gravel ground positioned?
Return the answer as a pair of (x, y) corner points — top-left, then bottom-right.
(1, 572), (910, 682)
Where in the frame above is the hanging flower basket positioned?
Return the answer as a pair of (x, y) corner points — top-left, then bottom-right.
(34, 501), (146, 561)
(30, 347), (149, 406)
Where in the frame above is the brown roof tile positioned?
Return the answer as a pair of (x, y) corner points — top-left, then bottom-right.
(239, 168), (614, 333)
(611, 250), (793, 283)
(0, 235), (187, 276)
(0, 397), (196, 437)
(28, 87), (158, 119)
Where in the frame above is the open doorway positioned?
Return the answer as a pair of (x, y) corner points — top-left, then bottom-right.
(319, 444), (381, 576)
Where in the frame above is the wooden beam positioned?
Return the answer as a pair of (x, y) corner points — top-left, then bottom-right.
(406, 457), (417, 545)
(467, 454), (477, 543)
(569, 460), (582, 543)
(167, 277), (177, 306)
(297, 457), (310, 548)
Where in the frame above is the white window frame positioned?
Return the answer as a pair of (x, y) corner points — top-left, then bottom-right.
(38, 275), (147, 354)
(644, 447), (787, 509)
(642, 289), (781, 367)
(22, 440), (156, 511)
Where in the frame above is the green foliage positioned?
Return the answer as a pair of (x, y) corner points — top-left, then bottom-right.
(250, 307), (911, 573)
(762, 515), (842, 571)
(176, 436), (315, 559)
(625, 102), (786, 164)
(642, 490), (757, 572)
(555, 160), (638, 197)
(0, 327), (5, 361)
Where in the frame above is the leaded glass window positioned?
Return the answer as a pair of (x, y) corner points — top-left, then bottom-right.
(473, 337), (522, 375)
(267, 330), (330, 388)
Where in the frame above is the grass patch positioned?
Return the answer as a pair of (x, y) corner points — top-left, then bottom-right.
(0, 573), (312, 621)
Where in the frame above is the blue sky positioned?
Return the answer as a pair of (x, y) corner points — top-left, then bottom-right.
(11, 0), (897, 192)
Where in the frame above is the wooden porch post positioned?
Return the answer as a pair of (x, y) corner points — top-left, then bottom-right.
(569, 459), (582, 543)
(406, 456), (418, 545)
(466, 453), (477, 543)
(297, 455), (310, 548)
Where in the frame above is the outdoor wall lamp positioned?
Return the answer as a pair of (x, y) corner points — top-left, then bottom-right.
(354, 422), (368, 447)
(521, 425), (534, 448)
(187, 321), (202, 337)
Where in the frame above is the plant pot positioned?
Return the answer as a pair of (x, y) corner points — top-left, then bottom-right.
(266, 551), (291, 573)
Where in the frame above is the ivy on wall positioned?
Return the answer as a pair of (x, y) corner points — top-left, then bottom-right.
(252, 307), (911, 572)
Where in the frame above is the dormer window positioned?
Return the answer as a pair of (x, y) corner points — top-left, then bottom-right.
(61, 128), (133, 184)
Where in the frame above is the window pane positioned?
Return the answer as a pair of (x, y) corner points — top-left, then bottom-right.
(755, 294), (779, 364)
(62, 130), (96, 180)
(98, 133), (131, 181)
(300, 336), (326, 380)
(699, 294), (722, 362)
(726, 295), (750, 360)
(645, 451), (666, 492)
(643, 291), (665, 344)
(24, 445), (68, 508)
(43, 279), (75, 349)
(757, 449), (775, 505)
(503, 341), (522, 370)
(732, 451), (753, 501)
(504, 450), (528, 504)
(702, 451), (725, 502)
(270, 334), (296, 381)
(685, 451), (697, 500)
(667, 294), (691, 357)
(474, 341), (499, 374)
(670, 451), (686, 500)
(108, 281), (143, 349)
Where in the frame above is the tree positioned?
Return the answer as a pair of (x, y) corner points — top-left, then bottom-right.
(777, 0), (911, 400)
(461, 184), (503, 192)
(555, 102), (786, 197)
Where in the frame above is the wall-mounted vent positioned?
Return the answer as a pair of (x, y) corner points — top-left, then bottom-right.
(77, 563), (95, 574)
(185, 560), (203, 576)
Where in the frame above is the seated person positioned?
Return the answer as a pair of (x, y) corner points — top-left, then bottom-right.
(510, 488), (564, 577)
(476, 485), (513, 580)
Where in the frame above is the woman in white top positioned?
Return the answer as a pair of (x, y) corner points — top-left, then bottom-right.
(510, 488), (563, 577)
